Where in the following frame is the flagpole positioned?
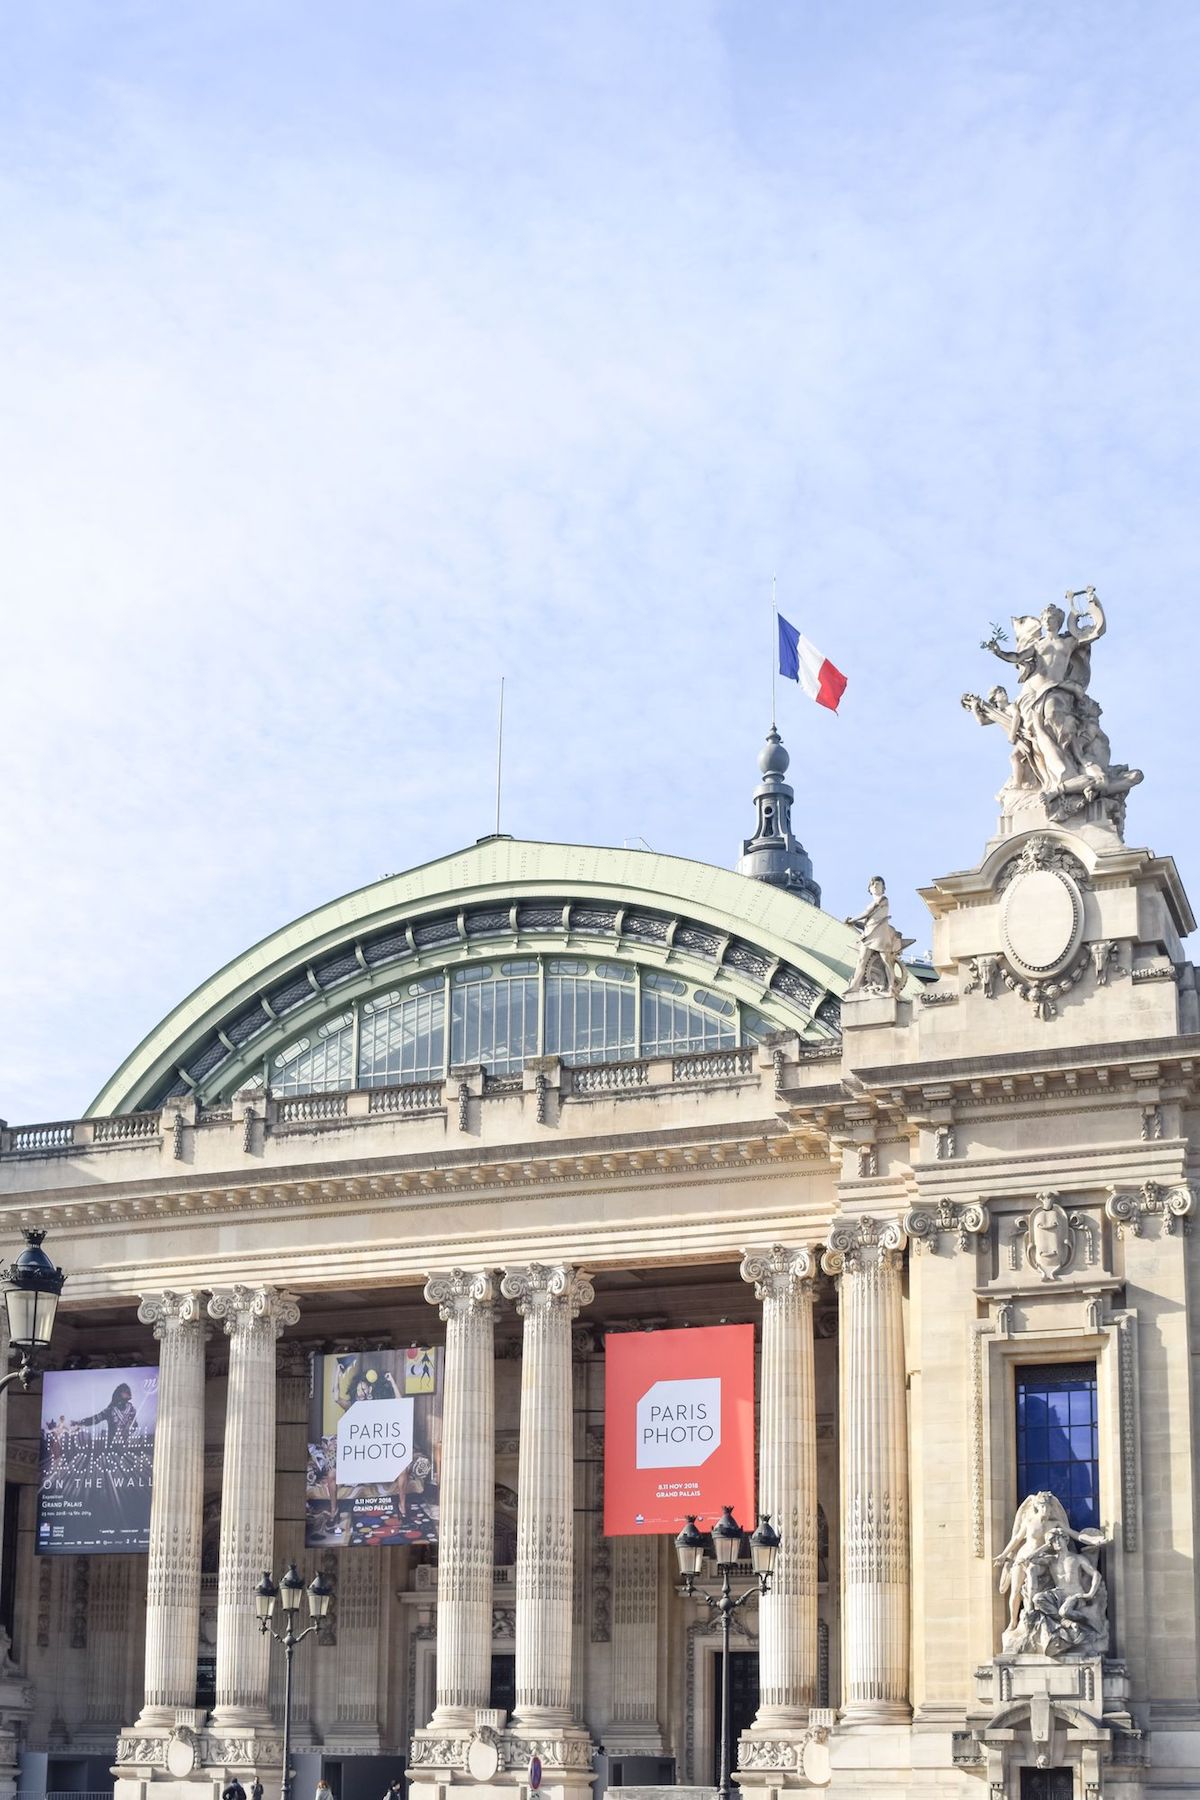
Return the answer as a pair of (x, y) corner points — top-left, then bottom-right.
(771, 575), (777, 728)
(495, 675), (505, 836)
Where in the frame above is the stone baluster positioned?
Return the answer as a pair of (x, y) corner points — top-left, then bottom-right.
(422, 1269), (498, 1727)
(500, 1263), (594, 1732)
(134, 1289), (208, 1727)
(821, 1217), (910, 1725)
(207, 1285), (300, 1730)
(740, 1244), (818, 1727)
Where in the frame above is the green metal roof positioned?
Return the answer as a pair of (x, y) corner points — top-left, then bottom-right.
(88, 838), (867, 1115)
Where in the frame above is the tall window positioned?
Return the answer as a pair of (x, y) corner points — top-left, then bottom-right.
(359, 981), (445, 1085)
(545, 960), (636, 1064)
(450, 963), (539, 1075)
(1015, 1362), (1099, 1532)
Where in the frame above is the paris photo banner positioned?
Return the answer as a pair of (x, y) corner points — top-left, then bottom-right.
(37, 1366), (159, 1555)
(603, 1324), (755, 1535)
(306, 1347), (443, 1549)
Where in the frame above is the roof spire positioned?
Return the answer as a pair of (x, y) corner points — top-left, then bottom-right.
(735, 725), (820, 905)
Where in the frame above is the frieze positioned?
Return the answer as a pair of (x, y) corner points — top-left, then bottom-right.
(903, 1199), (989, 1254)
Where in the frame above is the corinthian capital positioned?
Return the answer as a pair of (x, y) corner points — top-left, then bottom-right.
(137, 1289), (208, 1339)
(820, 1214), (906, 1277)
(500, 1262), (594, 1319)
(739, 1243), (814, 1300)
(207, 1284), (300, 1340)
(424, 1268), (498, 1321)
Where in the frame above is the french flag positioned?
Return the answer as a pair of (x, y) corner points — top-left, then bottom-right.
(777, 614), (847, 712)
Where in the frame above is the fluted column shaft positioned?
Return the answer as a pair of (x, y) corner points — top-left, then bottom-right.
(423, 1269), (497, 1728)
(822, 1217), (910, 1726)
(740, 1245), (817, 1726)
(135, 1290), (208, 1725)
(208, 1285), (299, 1729)
(500, 1263), (593, 1732)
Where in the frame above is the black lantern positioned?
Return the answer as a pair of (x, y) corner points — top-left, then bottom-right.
(2, 1229), (65, 1357)
(710, 1504), (743, 1567)
(306, 1569), (333, 1620)
(255, 1571), (278, 1622)
(674, 1515), (706, 1580)
(279, 1562), (305, 1614)
(749, 1513), (780, 1579)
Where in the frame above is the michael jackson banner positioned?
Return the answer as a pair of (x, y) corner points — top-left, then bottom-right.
(306, 1347), (442, 1548)
(37, 1366), (159, 1554)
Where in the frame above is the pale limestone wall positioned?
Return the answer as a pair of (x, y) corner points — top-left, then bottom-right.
(0, 820), (1197, 1797)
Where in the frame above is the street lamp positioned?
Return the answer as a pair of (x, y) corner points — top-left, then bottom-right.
(0, 1229), (66, 1392)
(256, 1562), (334, 1800)
(675, 1507), (780, 1800)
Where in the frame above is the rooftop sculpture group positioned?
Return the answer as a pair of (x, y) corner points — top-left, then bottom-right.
(963, 587), (1142, 836)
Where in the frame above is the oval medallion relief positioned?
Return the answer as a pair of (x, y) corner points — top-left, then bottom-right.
(1000, 866), (1084, 981)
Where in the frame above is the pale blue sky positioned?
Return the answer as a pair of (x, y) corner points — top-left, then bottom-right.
(2, 1), (1198, 1121)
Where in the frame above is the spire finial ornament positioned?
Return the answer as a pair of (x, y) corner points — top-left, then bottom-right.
(736, 725), (820, 904)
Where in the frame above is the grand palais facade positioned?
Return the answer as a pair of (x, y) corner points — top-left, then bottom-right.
(0, 597), (1197, 1800)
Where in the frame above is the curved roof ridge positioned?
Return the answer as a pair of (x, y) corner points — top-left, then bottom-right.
(88, 837), (863, 1115)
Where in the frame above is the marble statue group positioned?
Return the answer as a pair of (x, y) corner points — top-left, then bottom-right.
(995, 1491), (1109, 1660)
(962, 586), (1142, 834)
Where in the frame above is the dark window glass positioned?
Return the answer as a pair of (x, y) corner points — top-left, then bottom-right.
(1015, 1362), (1099, 1532)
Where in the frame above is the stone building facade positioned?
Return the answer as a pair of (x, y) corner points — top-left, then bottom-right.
(0, 610), (1197, 1799)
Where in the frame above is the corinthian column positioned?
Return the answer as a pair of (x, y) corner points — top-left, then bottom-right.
(134, 1289), (208, 1727)
(500, 1263), (593, 1733)
(821, 1217), (910, 1726)
(422, 1269), (497, 1728)
(207, 1285), (300, 1730)
(739, 1244), (817, 1728)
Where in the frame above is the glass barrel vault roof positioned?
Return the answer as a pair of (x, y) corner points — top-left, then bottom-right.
(87, 837), (873, 1115)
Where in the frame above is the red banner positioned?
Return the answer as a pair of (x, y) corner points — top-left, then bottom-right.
(603, 1324), (755, 1535)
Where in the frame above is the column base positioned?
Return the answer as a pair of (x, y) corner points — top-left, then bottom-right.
(838, 1700), (912, 1728)
(115, 1718), (283, 1800)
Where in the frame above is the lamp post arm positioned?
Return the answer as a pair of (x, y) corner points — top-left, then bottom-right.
(0, 1357), (39, 1397)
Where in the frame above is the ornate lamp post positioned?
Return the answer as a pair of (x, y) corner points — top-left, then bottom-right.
(255, 1562), (334, 1800)
(675, 1507), (779, 1800)
(0, 1229), (66, 1393)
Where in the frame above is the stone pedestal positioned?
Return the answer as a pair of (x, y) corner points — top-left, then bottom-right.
(822, 1218), (911, 1728)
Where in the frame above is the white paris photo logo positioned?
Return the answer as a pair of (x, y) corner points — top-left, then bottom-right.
(635, 1376), (721, 1468)
(336, 1396), (415, 1483)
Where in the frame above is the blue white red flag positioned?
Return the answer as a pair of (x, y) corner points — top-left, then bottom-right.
(777, 614), (847, 712)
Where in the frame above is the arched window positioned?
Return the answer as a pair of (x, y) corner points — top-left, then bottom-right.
(641, 973), (736, 1057)
(545, 960), (635, 1064)
(272, 1013), (354, 1095)
(450, 964), (539, 1076)
(360, 980), (446, 1086)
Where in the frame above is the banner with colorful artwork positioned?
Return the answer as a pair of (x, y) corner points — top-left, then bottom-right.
(603, 1324), (755, 1535)
(37, 1366), (159, 1554)
(306, 1347), (443, 1548)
